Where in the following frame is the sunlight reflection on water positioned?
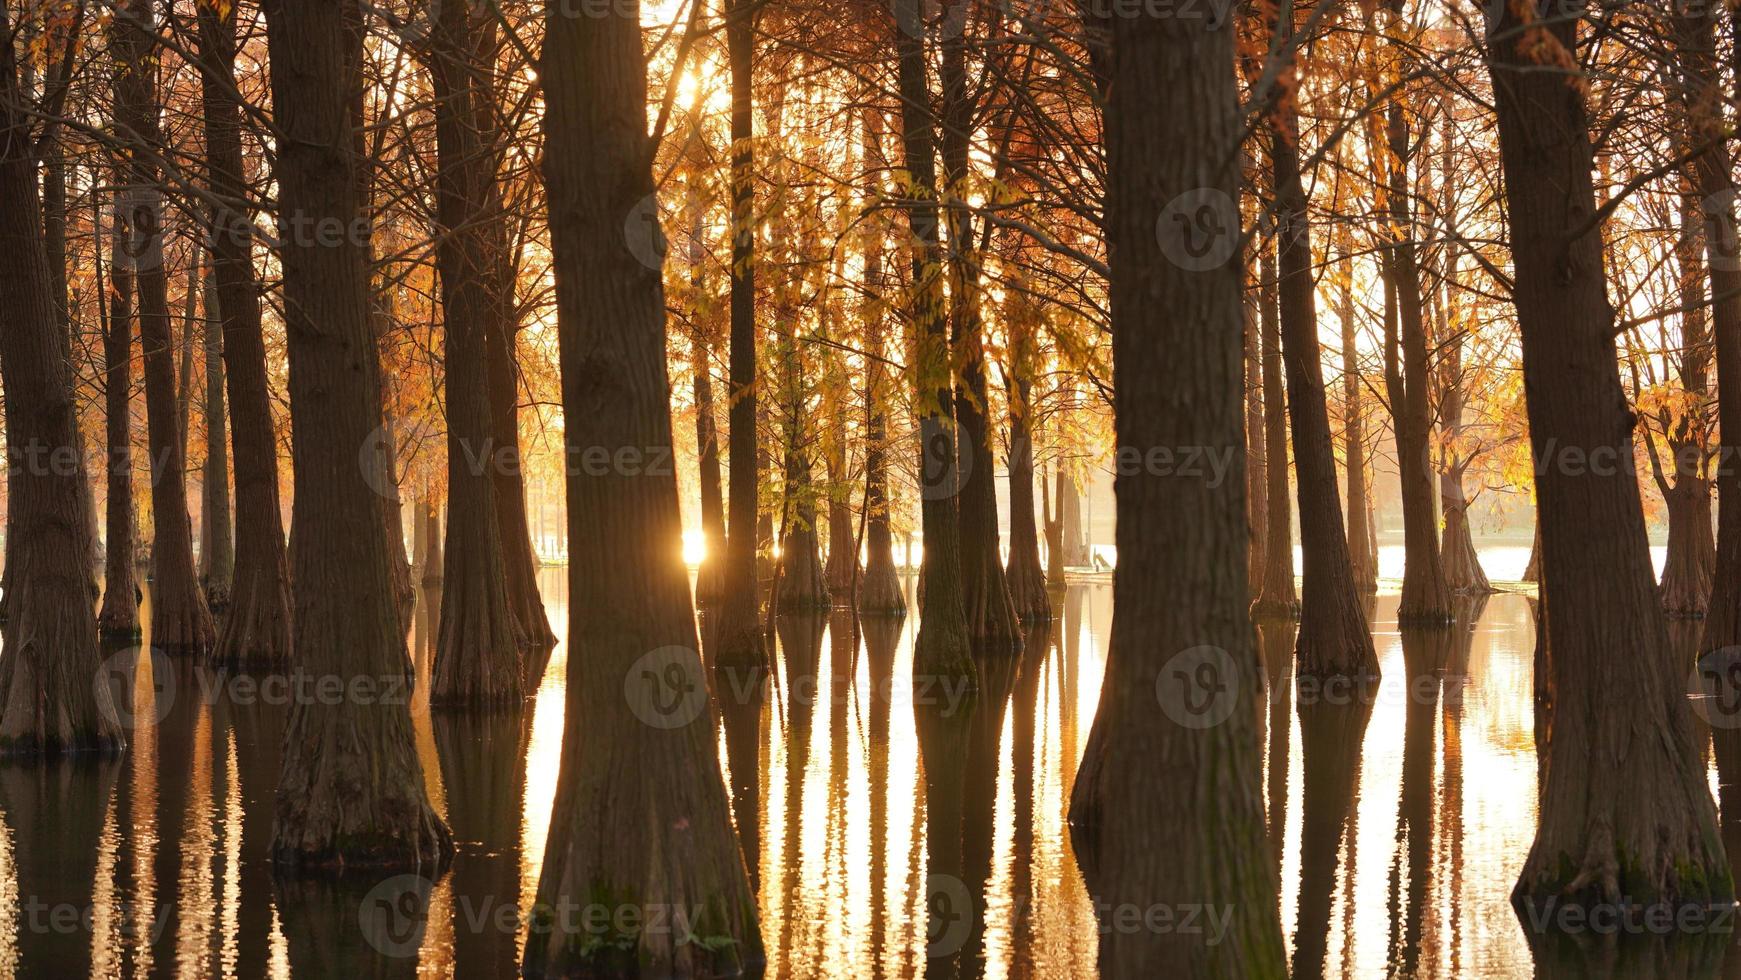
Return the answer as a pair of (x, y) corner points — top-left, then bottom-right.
(0, 560), (1719, 977)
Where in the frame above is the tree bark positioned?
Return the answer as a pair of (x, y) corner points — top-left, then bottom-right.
(1488, 0), (1731, 913)
(430, 0), (524, 709)
(525, 4), (762, 973)
(262, 0), (451, 872)
(199, 268), (234, 610)
(692, 326), (726, 606)
(1246, 279), (1268, 601)
(1337, 246), (1377, 596)
(1075, 6), (1286, 972)
(196, 0), (291, 671)
(712, 0), (769, 669)
(1253, 244), (1298, 617)
(0, 13), (124, 754)
(1266, 0), (1377, 680)
(97, 202), (140, 638)
(893, 0), (976, 689)
(114, 0), (214, 657)
(1655, 195), (1714, 617)
(1005, 309), (1051, 622)
(1380, 0), (1454, 625)
(941, 15), (1020, 652)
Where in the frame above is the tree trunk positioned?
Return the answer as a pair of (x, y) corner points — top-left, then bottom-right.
(941, 20), (1020, 652)
(1253, 244), (1298, 617)
(713, 0), (769, 669)
(1246, 281), (1268, 601)
(41, 141), (100, 587)
(1490, 0), (1731, 913)
(893, 0), (976, 689)
(196, 0), (292, 671)
(525, 5), (763, 973)
(262, 0), (451, 872)
(430, 0), (524, 709)
(1005, 347), (1051, 622)
(1380, 0), (1454, 625)
(1075, 8), (1286, 972)
(1436, 282), (1493, 596)
(1337, 246), (1377, 596)
(692, 327), (726, 606)
(114, 0), (214, 657)
(1267, 0), (1377, 680)
(98, 202), (140, 638)
(0, 15), (124, 754)
(1656, 195), (1714, 617)
(773, 323), (828, 613)
(857, 106), (905, 618)
(199, 268), (234, 610)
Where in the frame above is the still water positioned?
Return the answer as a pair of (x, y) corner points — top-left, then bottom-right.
(0, 564), (1729, 977)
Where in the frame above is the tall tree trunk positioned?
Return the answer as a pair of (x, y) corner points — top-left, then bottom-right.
(197, 0), (291, 671)
(1253, 244), (1298, 616)
(774, 319), (828, 613)
(262, 0), (451, 871)
(1438, 322), (1492, 596)
(692, 325), (726, 606)
(1655, 194), (1714, 617)
(1380, 0), (1454, 625)
(1266, 0), (1377, 680)
(941, 15), (1020, 652)
(1490, 0), (1730, 912)
(893, 0), (976, 689)
(114, 0), (214, 656)
(41, 139), (100, 586)
(1076, 7), (1286, 972)
(0, 12), (124, 754)
(1246, 279), (1268, 601)
(525, 4), (763, 974)
(1337, 245), (1376, 596)
(430, 0), (523, 709)
(98, 202), (140, 638)
(1005, 306), (1051, 622)
(858, 104), (905, 616)
(199, 268), (234, 610)
(713, 0), (769, 668)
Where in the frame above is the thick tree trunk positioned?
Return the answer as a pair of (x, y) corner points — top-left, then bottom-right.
(1267, 1), (1377, 680)
(199, 269), (234, 610)
(713, 0), (769, 669)
(197, 0), (291, 671)
(1490, 0), (1731, 914)
(430, 0), (523, 709)
(262, 0), (451, 872)
(1044, 466), (1067, 587)
(41, 142), (100, 586)
(893, 0), (976, 689)
(526, 5), (762, 973)
(941, 24), (1020, 652)
(1074, 7), (1286, 972)
(1253, 245), (1298, 618)
(0, 18), (124, 754)
(114, 0), (214, 657)
(98, 206), (140, 638)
